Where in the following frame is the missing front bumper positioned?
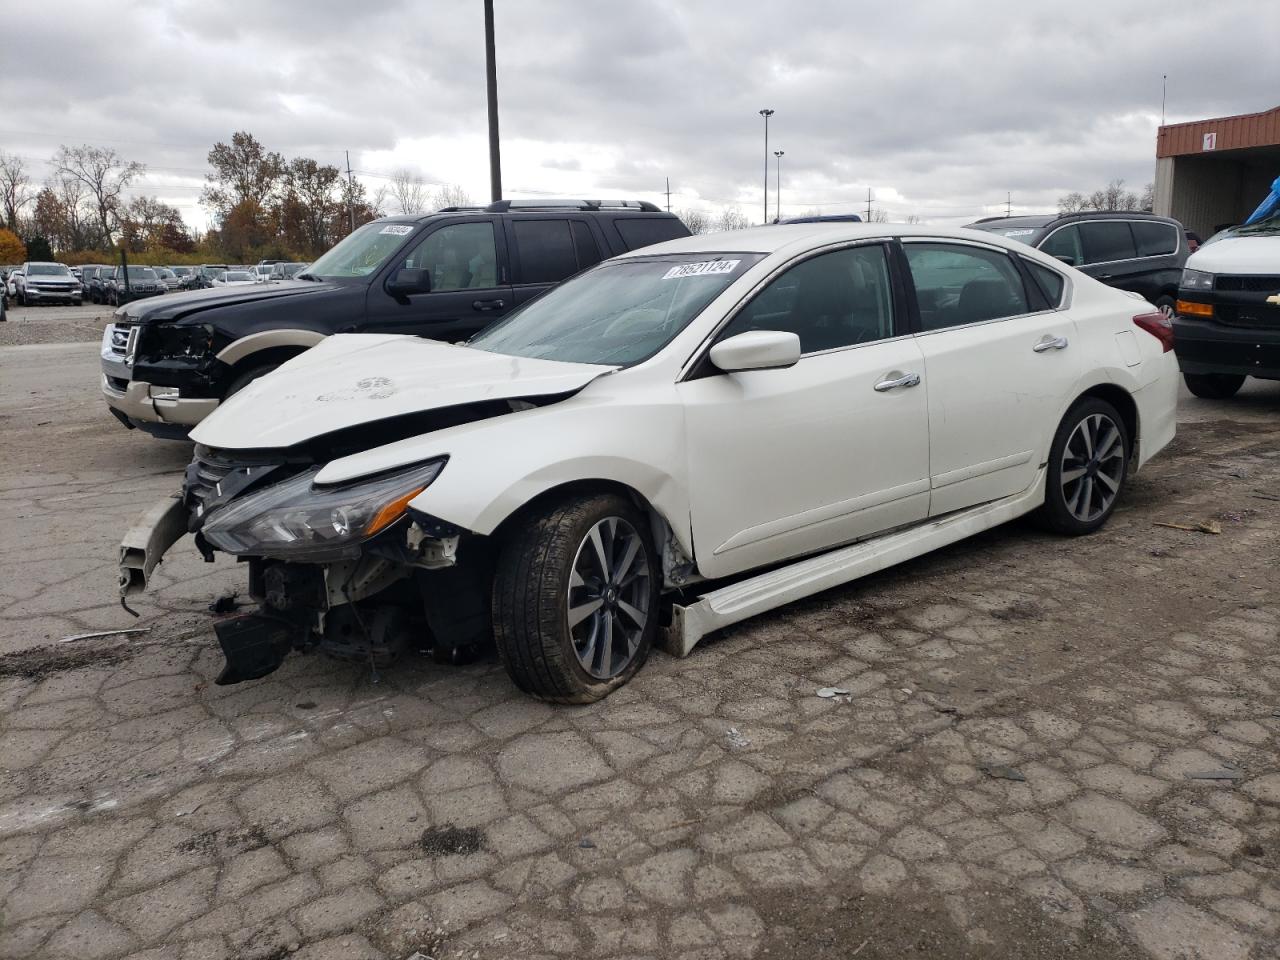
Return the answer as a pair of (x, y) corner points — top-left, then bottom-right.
(119, 495), (189, 597)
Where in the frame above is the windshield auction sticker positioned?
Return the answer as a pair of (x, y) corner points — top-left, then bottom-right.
(662, 259), (741, 280)
(379, 225), (414, 235)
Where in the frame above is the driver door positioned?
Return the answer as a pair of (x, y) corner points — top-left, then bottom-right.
(678, 242), (931, 579)
(364, 219), (514, 341)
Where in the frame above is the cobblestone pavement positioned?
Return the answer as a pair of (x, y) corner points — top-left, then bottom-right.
(2, 344), (1279, 959)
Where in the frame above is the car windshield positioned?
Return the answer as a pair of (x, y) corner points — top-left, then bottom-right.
(224, 271), (254, 281)
(28, 264), (70, 276)
(170, 266), (192, 276)
(126, 267), (156, 279)
(470, 253), (764, 367)
(305, 221), (417, 278)
(1221, 214), (1280, 239)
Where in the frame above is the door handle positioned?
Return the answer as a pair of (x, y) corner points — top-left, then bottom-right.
(472, 299), (506, 311)
(1096, 274), (1113, 280)
(874, 371), (921, 392)
(1033, 334), (1069, 352)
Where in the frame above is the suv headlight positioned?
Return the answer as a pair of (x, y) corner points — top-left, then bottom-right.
(1180, 268), (1214, 291)
(201, 459), (447, 560)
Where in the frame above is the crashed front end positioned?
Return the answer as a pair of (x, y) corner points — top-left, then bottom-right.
(121, 443), (487, 685)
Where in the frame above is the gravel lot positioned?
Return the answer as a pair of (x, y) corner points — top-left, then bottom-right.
(1, 331), (1278, 960)
(0, 302), (121, 347)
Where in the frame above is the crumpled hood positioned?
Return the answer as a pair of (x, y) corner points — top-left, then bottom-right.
(1188, 235), (1280, 274)
(190, 334), (614, 450)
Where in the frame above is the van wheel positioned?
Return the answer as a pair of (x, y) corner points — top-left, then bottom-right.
(1034, 397), (1130, 536)
(1154, 295), (1176, 320)
(492, 494), (658, 703)
(1183, 372), (1245, 399)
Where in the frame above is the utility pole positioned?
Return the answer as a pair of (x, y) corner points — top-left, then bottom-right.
(345, 150), (355, 233)
(1006, 192), (1012, 218)
(866, 187), (872, 223)
(665, 176), (672, 213)
(759, 109), (774, 224)
(1161, 74), (1167, 126)
(773, 151), (784, 222)
(484, 0), (502, 203)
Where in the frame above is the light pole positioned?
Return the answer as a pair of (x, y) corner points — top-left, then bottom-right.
(773, 150), (784, 222)
(759, 108), (774, 224)
(484, 0), (502, 202)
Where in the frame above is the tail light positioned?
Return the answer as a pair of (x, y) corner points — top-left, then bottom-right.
(1133, 311), (1174, 353)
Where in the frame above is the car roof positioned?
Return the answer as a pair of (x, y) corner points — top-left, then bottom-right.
(614, 222), (1045, 259)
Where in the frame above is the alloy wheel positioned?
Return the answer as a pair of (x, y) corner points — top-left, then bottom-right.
(1060, 412), (1125, 522)
(567, 516), (651, 680)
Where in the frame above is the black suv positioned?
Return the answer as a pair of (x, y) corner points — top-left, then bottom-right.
(966, 212), (1188, 315)
(102, 200), (690, 437)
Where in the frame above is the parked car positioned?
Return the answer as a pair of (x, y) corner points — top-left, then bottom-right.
(1171, 213), (1280, 398)
(100, 200), (691, 437)
(185, 264), (230, 290)
(269, 261), (307, 281)
(79, 265), (108, 300)
(213, 269), (257, 287)
(5, 268), (23, 299)
(119, 222), (1178, 699)
(154, 267), (183, 291)
(105, 266), (166, 306)
(15, 261), (81, 305)
(167, 266), (195, 288)
(967, 212), (1188, 318)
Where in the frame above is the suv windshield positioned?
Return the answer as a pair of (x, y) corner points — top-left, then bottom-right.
(28, 264), (71, 276)
(470, 253), (764, 367)
(126, 267), (156, 279)
(306, 221), (417, 278)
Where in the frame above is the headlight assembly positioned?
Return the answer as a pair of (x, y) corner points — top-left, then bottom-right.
(201, 459), (447, 560)
(1180, 268), (1214, 291)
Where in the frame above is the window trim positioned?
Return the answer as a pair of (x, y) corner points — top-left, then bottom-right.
(1017, 255), (1072, 309)
(1038, 217), (1178, 268)
(898, 236), (1056, 336)
(678, 238), (907, 381)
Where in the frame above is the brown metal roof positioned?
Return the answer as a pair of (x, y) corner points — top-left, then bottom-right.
(1157, 105), (1280, 158)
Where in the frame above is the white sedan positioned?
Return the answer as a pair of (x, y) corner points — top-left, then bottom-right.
(120, 223), (1178, 701)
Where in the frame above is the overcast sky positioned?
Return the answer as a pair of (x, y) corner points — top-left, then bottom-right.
(4, 0), (1278, 230)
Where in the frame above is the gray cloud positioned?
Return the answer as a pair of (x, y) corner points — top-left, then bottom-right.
(4, 0), (1277, 227)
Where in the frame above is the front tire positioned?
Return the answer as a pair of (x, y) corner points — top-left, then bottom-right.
(492, 494), (658, 703)
(1035, 397), (1130, 536)
(1183, 372), (1245, 399)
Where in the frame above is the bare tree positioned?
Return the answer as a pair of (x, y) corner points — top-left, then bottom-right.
(389, 168), (428, 214)
(52, 144), (145, 245)
(675, 207), (711, 234)
(715, 206), (751, 231)
(0, 152), (33, 231)
(1058, 192), (1089, 214)
(905, 214), (922, 225)
(431, 184), (473, 210)
(867, 209), (889, 223)
(1140, 181), (1155, 213)
(1087, 178), (1140, 212)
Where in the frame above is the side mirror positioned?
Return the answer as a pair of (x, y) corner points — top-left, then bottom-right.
(709, 330), (801, 373)
(387, 267), (431, 299)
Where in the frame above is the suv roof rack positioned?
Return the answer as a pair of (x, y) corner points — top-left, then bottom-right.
(482, 199), (663, 213)
(436, 205), (487, 213)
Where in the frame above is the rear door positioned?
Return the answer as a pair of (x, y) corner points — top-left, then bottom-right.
(903, 239), (1082, 515)
(363, 218), (514, 340)
(1076, 220), (1143, 294)
(505, 217), (604, 310)
(1128, 218), (1184, 303)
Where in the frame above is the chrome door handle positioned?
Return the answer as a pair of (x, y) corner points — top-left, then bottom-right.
(874, 372), (921, 392)
(1033, 335), (1069, 352)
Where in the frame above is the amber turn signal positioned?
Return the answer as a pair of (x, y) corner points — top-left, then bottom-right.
(1176, 300), (1213, 318)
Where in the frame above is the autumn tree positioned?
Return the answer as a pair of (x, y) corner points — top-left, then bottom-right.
(0, 227), (25, 263)
(0, 153), (33, 231)
(121, 196), (193, 253)
(281, 157), (343, 254)
(202, 132), (286, 256)
(52, 145), (145, 245)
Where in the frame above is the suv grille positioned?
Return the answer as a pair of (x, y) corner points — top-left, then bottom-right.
(1214, 275), (1280, 293)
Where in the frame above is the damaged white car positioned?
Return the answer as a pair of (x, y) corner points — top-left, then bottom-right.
(120, 224), (1179, 701)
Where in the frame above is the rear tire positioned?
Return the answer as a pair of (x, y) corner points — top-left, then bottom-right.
(1183, 372), (1245, 399)
(492, 493), (658, 703)
(1034, 397), (1130, 536)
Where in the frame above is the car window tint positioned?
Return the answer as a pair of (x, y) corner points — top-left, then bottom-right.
(719, 244), (895, 354)
(1079, 221), (1137, 264)
(904, 243), (1029, 331)
(1131, 220), (1178, 257)
(614, 217), (689, 250)
(571, 220), (602, 269)
(1038, 225), (1083, 266)
(512, 219), (577, 284)
(1025, 260), (1066, 306)
(405, 222), (499, 291)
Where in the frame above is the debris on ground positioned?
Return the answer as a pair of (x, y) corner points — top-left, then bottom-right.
(578, 837), (596, 849)
(1185, 768), (1245, 780)
(58, 627), (149, 644)
(208, 593), (239, 613)
(726, 726), (752, 748)
(1154, 519), (1221, 534)
(816, 687), (850, 699)
(980, 764), (1027, 782)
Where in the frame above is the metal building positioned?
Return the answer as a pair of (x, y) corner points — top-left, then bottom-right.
(1153, 104), (1280, 238)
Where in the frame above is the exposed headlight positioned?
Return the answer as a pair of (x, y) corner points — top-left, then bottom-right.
(149, 322), (215, 359)
(201, 459), (447, 560)
(1180, 268), (1214, 291)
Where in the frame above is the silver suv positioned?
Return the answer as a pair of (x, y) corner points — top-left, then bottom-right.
(16, 261), (82, 306)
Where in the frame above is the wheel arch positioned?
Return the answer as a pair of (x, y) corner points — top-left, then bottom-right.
(215, 329), (327, 368)
(1075, 382), (1139, 453)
